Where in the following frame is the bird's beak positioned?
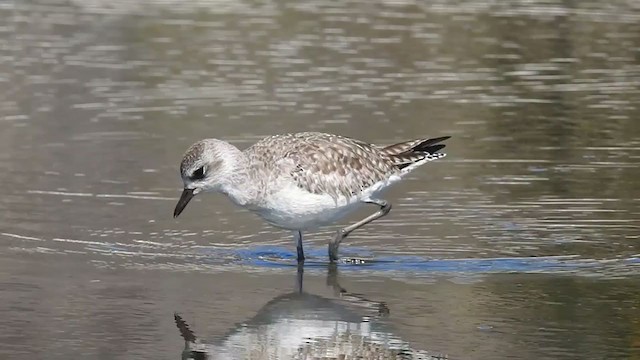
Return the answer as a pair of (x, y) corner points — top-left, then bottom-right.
(174, 188), (195, 218)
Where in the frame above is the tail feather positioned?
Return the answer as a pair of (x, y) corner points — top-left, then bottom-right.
(381, 136), (450, 170)
(420, 143), (445, 154)
(380, 139), (425, 156)
(381, 136), (450, 156)
(410, 136), (450, 153)
(175, 313), (197, 343)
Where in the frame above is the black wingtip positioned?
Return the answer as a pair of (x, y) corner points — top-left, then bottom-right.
(428, 144), (446, 153)
(413, 136), (450, 153)
(423, 136), (451, 146)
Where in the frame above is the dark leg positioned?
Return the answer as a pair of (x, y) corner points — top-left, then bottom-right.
(296, 261), (304, 293)
(328, 199), (392, 263)
(295, 230), (305, 263)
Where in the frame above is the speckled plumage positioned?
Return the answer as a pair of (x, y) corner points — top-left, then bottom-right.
(174, 131), (449, 262)
(245, 132), (401, 202)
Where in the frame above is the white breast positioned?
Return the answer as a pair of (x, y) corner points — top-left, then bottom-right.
(249, 184), (361, 230)
(249, 175), (399, 231)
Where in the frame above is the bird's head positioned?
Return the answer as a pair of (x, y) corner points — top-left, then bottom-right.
(173, 139), (242, 218)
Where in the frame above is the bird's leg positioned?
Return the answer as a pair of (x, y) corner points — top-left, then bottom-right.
(296, 261), (304, 293)
(295, 230), (305, 263)
(328, 199), (392, 263)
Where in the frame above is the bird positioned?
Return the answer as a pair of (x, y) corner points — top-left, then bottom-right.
(173, 131), (449, 263)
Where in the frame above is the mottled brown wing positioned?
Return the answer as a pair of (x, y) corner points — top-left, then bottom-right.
(276, 133), (399, 200)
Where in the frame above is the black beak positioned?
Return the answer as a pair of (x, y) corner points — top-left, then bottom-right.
(174, 188), (195, 218)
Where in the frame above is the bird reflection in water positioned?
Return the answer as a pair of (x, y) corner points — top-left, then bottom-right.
(174, 265), (446, 359)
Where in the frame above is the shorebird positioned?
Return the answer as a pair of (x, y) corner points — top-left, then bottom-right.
(173, 132), (449, 263)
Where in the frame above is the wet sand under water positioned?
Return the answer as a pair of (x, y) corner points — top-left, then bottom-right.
(1, 0), (640, 359)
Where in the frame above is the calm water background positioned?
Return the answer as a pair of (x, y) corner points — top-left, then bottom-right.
(1, 0), (639, 359)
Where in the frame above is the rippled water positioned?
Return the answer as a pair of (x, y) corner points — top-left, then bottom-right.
(1, 0), (639, 359)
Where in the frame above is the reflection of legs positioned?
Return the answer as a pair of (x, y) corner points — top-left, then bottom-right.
(294, 232), (305, 293)
(296, 261), (304, 294)
(326, 263), (340, 292)
(294, 231), (305, 263)
(328, 199), (391, 262)
(325, 263), (389, 316)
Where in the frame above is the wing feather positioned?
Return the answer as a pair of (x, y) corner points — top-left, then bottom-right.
(246, 132), (449, 201)
(285, 133), (397, 200)
(248, 132), (397, 201)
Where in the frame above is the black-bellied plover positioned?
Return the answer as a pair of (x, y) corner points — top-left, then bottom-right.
(173, 132), (449, 263)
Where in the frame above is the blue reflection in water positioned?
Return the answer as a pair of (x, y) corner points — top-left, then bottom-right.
(197, 245), (602, 274)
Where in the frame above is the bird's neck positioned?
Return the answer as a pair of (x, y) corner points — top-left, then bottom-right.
(221, 180), (254, 207)
(216, 148), (255, 206)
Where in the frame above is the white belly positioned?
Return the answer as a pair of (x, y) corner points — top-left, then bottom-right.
(250, 186), (364, 230)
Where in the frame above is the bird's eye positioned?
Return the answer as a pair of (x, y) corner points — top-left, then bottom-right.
(191, 166), (206, 180)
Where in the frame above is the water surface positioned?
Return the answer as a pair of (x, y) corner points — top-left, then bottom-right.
(0, 0), (639, 359)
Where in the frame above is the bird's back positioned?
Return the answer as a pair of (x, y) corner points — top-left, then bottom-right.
(244, 132), (399, 201)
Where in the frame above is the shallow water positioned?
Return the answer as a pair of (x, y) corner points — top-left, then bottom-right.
(1, 0), (639, 359)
